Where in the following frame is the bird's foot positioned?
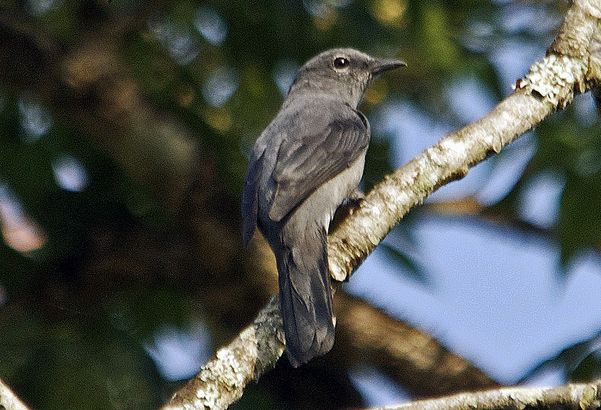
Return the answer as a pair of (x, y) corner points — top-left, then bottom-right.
(344, 188), (365, 208)
(332, 189), (365, 228)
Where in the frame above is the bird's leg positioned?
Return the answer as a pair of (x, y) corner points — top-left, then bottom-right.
(345, 188), (365, 208)
(331, 189), (365, 229)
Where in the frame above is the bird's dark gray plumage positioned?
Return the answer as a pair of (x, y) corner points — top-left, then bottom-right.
(242, 48), (405, 366)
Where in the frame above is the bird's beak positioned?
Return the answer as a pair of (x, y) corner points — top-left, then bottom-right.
(370, 58), (407, 76)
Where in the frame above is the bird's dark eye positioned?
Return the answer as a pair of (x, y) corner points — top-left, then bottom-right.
(333, 57), (349, 69)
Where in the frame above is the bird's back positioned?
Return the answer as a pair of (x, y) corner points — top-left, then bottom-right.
(243, 95), (359, 243)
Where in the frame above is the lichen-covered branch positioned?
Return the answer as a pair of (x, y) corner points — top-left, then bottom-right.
(327, 90), (551, 281)
(163, 1), (601, 408)
(0, 379), (30, 410)
(328, 0), (601, 281)
(161, 298), (284, 410)
(370, 381), (601, 410)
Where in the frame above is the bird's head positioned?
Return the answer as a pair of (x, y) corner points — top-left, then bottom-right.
(288, 48), (406, 107)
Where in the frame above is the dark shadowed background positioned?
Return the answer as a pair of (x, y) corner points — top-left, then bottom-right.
(1, 0), (601, 408)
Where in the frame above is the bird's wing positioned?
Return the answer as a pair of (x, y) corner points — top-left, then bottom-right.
(269, 112), (369, 221)
(241, 147), (265, 246)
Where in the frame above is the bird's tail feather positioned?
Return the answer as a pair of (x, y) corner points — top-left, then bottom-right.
(278, 225), (335, 367)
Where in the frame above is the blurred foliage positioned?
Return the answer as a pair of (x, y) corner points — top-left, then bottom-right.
(0, 0), (600, 408)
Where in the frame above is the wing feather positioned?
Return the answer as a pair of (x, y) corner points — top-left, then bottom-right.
(268, 113), (369, 221)
(241, 149), (265, 246)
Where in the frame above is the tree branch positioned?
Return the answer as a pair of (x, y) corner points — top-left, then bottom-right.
(0, 379), (30, 410)
(162, 1), (601, 409)
(369, 380), (601, 410)
(162, 298), (284, 410)
(328, 0), (600, 282)
(246, 236), (499, 397)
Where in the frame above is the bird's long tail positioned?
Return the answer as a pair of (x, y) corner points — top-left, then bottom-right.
(277, 224), (335, 367)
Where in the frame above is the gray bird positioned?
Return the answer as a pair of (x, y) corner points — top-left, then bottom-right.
(242, 48), (405, 366)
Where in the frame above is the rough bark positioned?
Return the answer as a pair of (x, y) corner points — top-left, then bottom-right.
(371, 381), (601, 410)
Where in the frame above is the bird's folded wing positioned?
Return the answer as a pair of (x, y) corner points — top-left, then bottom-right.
(241, 148), (265, 246)
(269, 114), (369, 222)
